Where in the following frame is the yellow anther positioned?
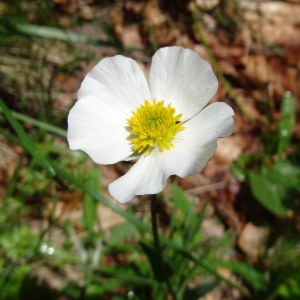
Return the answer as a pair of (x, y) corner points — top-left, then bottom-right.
(127, 100), (185, 156)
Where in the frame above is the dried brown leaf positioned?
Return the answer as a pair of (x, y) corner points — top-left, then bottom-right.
(238, 222), (269, 260)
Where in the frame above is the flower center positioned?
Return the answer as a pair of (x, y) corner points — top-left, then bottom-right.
(127, 100), (185, 156)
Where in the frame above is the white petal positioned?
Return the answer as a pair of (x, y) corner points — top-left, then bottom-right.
(108, 148), (167, 203)
(109, 102), (234, 203)
(149, 46), (218, 121)
(78, 55), (151, 116)
(68, 95), (132, 164)
(165, 102), (234, 177)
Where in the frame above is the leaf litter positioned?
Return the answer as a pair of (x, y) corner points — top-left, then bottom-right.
(0, 0), (299, 299)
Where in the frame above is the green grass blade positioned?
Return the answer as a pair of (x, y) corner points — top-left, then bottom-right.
(9, 22), (150, 52)
(0, 99), (56, 178)
(278, 91), (295, 154)
(0, 128), (22, 148)
(249, 172), (288, 214)
(14, 23), (110, 45)
(0, 107), (67, 138)
(82, 166), (101, 232)
(160, 235), (249, 296)
(95, 266), (156, 285)
(5, 163), (22, 197)
(95, 20), (118, 44)
(184, 201), (208, 247)
(183, 280), (220, 300)
(221, 261), (266, 291)
(51, 161), (151, 234)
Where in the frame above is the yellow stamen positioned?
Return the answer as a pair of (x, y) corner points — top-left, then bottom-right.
(127, 99), (185, 156)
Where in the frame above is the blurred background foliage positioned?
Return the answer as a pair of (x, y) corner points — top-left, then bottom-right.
(0, 0), (299, 299)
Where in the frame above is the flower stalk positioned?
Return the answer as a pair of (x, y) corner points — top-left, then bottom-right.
(150, 194), (177, 300)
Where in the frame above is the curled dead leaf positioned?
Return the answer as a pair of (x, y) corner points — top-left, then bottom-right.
(241, 55), (270, 85)
(238, 222), (269, 260)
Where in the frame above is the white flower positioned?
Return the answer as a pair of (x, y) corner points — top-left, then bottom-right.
(67, 46), (234, 203)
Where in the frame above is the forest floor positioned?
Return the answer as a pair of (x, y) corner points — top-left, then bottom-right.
(0, 0), (300, 299)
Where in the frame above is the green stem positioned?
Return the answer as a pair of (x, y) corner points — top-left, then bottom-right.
(0, 106), (67, 138)
(150, 194), (177, 300)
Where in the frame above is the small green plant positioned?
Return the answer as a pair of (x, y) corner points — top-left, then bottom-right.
(232, 92), (299, 215)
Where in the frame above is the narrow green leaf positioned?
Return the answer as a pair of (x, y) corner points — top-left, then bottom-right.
(95, 266), (156, 285)
(0, 107), (67, 138)
(95, 20), (118, 44)
(221, 261), (266, 291)
(139, 241), (173, 282)
(278, 91), (295, 154)
(82, 166), (101, 231)
(51, 162), (151, 233)
(184, 201), (207, 247)
(183, 280), (220, 300)
(5, 22), (149, 52)
(197, 230), (234, 260)
(14, 23), (110, 45)
(0, 99), (55, 178)
(161, 236), (249, 296)
(231, 163), (247, 182)
(0, 128), (26, 149)
(249, 172), (288, 214)
(107, 222), (136, 246)
(272, 159), (300, 190)
(5, 164), (22, 197)
(36, 142), (74, 156)
(169, 183), (190, 217)
(258, 160), (300, 211)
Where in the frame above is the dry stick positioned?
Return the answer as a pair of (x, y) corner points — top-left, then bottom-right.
(150, 194), (178, 300)
(191, 11), (255, 123)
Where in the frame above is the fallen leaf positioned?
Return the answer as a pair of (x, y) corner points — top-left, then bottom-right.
(192, 44), (210, 63)
(152, 26), (180, 46)
(213, 45), (244, 60)
(238, 222), (269, 260)
(241, 55), (270, 85)
(98, 204), (125, 231)
(177, 173), (210, 190)
(260, 2), (300, 26)
(79, 5), (94, 20)
(144, 0), (166, 25)
(201, 218), (225, 240)
(124, 0), (145, 15)
(61, 76), (81, 93)
(115, 24), (144, 48)
(195, 0), (220, 11)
